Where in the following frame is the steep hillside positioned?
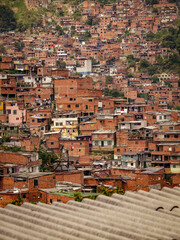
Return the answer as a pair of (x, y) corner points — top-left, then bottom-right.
(0, 0), (42, 32)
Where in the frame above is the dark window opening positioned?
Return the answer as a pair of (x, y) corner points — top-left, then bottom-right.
(34, 179), (38, 187)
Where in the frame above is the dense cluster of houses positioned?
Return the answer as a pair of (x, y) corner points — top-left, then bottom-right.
(0, 0), (179, 206)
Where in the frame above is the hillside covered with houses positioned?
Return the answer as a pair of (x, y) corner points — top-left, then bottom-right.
(0, 0), (180, 206)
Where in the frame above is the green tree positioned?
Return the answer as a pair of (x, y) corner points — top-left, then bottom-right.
(146, 31), (155, 41)
(58, 10), (65, 17)
(115, 186), (125, 195)
(0, 5), (17, 32)
(152, 7), (158, 13)
(86, 16), (100, 26)
(83, 31), (91, 41)
(145, 0), (159, 5)
(0, 44), (6, 54)
(56, 25), (64, 36)
(11, 196), (23, 206)
(56, 60), (66, 69)
(109, 57), (116, 65)
(137, 93), (149, 100)
(147, 65), (158, 76)
(152, 76), (159, 83)
(38, 147), (58, 171)
(104, 88), (124, 98)
(14, 41), (25, 52)
(98, 187), (114, 196)
(105, 76), (113, 84)
(72, 9), (81, 20)
(140, 59), (150, 69)
(156, 55), (164, 65)
(86, 16), (93, 26)
(174, 105), (180, 110)
(90, 57), (99, 65)
(74, 192), (83, 202)
(111, 89), (123, 98)
(127, 72), (134, 78)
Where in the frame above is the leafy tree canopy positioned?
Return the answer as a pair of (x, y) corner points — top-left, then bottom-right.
(145, 0), (159, 5)
(57, 60), (66, 69)
(105, 76), (113, 84)
(104, 88), (124, 98)
(0, 44), (6, 54)
(14, 41), (25, 52)
(56, 25), (64, 36)
(38, 147), (58, 171)
(72, 9), (81, 20)
(86, 16), (100, 26)
(0, 5), (17, 32)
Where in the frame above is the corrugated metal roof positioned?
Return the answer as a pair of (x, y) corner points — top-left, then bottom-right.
(0, 187), (180, 239)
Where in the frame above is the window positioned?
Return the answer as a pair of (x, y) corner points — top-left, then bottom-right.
(153, 116), (156, 119)
(13, 110), (17, 115)
(67, 105), (71, 108)
(22, 194), (26, 199)
(117, 149), (120, 152)
(79, 149), (81, 152)
(94, 141), (99, 146)
(88, 99), (92, 102)
(85, 105), (88, 109)
(107, 141), (112, 145)
(174, 135), (178, 139)
(76, 104), (79, 108)
(165, 135), (169, 138)
(160, 126), (162, 129)
(131, 163), (134, 166)
(32, 119), (35, 122)
(57, 199), (61, 202)
(16, 118), (19, 120)
(6, 110), (11, 114)
(50, 199), (53, 204)
(51, 142), (54, 145)
(34, 179), (38, 186)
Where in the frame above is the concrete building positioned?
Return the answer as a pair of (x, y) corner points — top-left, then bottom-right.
(76, 60), (92, 76)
